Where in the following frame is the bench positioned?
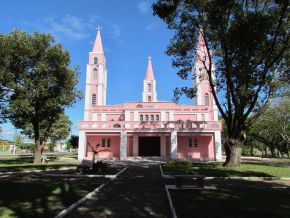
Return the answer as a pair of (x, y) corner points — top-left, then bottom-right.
(77, 159), (93, 173)
(174, 175), (205, 188)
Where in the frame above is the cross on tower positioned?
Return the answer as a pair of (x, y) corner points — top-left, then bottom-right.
(96, 26), (102, 32)
(148, 56), (152, 61)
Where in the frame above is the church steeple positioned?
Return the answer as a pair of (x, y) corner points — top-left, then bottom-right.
(143, 56), (157, 102)
(84, 28), (107, 121)
(193, 29), (215, 108)
(92, 27), (104, 53)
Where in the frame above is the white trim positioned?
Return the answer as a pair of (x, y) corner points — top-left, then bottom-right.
(214, 130), (222, 161)
(78, 131), (86, 160)
(170, 130), (177, 159)
(120, 131), (127, 160)
(54, 183), (106, 218)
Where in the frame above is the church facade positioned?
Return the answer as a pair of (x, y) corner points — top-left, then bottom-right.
(78, 30), (222, 161)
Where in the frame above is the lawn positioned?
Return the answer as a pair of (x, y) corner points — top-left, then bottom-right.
(0, 174), (107, 218)
(170, 187), (290, 218)
(0, 156), (78, 173)
(162, 161), (290, 177)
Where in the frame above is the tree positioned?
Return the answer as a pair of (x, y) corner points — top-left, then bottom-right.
(153, 0), (289, 166)
(14, 135), (24, 148)
(249, 99), (290, 157)
(0, 30), (81, 163)
(21, 113), (72, 152)
(66, 135), (79, 150)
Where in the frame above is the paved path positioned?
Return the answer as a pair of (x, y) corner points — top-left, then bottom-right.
(68, 161), (170, 218)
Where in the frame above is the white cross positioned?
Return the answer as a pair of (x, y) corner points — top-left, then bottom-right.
(148, 56), (152, 61)
(96, 26), (102, 31)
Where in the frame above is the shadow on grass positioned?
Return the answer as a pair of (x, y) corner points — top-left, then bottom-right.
(170, 179), (290, 218)
(162, 162), (290, 177)
(0, 174), (103, 218)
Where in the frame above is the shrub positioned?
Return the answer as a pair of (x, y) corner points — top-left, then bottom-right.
(165, 160), (192, 171)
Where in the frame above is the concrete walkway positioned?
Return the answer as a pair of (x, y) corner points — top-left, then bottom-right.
(68, 160), (171, 218)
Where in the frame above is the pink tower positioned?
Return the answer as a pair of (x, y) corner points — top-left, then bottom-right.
(142, 56), (157, 102)
(84, 28), (107, 121)
(193, 30), (219, 121)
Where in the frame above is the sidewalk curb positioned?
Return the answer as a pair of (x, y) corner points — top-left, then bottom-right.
(0, 166), (76, 175)
(54, 183), (106, 218)
(45, 167), (128, 178)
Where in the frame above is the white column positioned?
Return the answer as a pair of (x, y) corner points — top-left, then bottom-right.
(125, 111), (130, 121)
(161, 111), (166, 121)
(133, 135), (139, 156)
(170, 130), (178, 159)
(214, 130), (222, 161)
(160, 135), (166, 157)
(120, 131), (127, 160)
(78, 131), (86, 160)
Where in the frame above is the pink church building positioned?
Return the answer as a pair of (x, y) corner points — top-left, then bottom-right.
(78, 30), (222, 161)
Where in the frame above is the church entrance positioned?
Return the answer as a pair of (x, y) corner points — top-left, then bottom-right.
(138, 137), (160, 156)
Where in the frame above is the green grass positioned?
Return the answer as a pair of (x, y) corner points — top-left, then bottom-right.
(0, 174), (105, 218)
(170, 187), (290, 218)
(0, 156), (78, 173)
(162, 161), (290, 177)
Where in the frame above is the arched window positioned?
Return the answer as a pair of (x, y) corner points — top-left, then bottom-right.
(151, 115), (154, 121)
(94, 57), (98, 64)
(140, 115), (143, 121)
(205, 93), (209, 106)
(156, 115), (160, 121)
(148, 96), (151, 102)
(92, 94), (96, 106)
(148, 84), (152, 92)
(93, 68), (97, 80)
(145, 115), (149, 121)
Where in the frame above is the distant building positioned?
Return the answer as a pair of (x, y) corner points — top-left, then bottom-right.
(78, 30), (222, 161)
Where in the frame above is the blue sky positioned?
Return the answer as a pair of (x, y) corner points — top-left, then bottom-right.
(0, 0), (194, 140)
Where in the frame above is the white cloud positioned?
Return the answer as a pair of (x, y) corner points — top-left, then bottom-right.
(22, 14), (123, 44)
(43, 16), (89, 40)
(138, 1), (150, 14)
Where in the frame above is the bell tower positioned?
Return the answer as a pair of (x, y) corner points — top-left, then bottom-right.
(193, 30), (219, 120)
(142, 56), (157, 102)
(84, 27), (107, 120)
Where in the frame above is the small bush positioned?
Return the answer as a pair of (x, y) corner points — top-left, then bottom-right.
(165, 160), (192, 171)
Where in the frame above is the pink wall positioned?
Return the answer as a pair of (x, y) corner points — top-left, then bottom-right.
(86, 134), (120, 158)
(177, 134), (215, 159)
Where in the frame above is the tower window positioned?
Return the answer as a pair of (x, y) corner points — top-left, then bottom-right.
(148, 84), (152, 92)
(193, 138), (198, 147)
(93, 68), (97, 80)
(148, 96), (151, 102)
(145, 115), (149, 121)
(205, 93), (209, 106)
(92, 94), (96, 106)
(94, 57), (98, 64)
(107, 138), (111, 147)
(156, 115), (160, 121)
(188, 138), (193, 147)
(140, 115), (143, 121)
(102, 138), (106, 147)
(151, 115), (154, 121)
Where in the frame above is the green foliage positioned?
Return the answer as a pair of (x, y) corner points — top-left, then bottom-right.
(0, 30), (81, 163)
(153, 0), (289, 166)
(248, 98), (290, 157)
(165, 160), (192, 171)
(14, 135), (24, 148)
(66, 135), (79, 149)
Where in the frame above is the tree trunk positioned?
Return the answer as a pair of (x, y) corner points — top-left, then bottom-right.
(33, 122), (43, 164)
(223, 139), (243, 167)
